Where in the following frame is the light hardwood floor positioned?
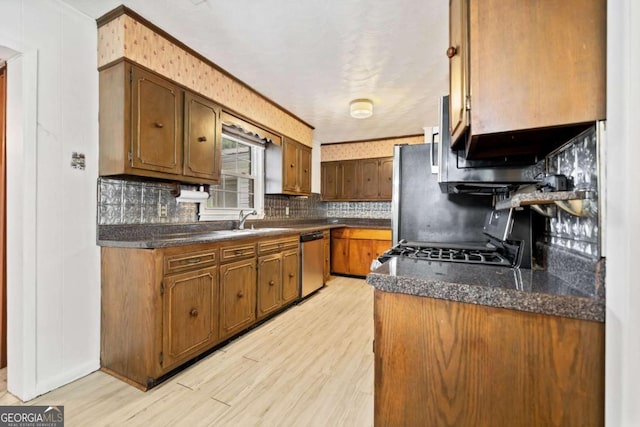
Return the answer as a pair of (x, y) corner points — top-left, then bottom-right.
(0, 276), (374, 426)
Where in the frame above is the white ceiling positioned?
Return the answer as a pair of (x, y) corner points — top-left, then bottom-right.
(62, 0), (449, 143)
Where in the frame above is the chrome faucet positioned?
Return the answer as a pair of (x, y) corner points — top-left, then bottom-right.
(238, 209), (257, 230)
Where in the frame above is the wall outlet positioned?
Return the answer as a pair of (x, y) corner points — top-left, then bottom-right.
(158, 203), (168, 218)
(285, 206), (289, 216)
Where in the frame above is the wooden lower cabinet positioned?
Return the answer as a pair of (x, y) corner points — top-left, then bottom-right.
(322, 230), (331, 283)
(162, 266), (219, 370)
(331, 228), (391, 277)
(256, 237), (300, 320)
(373, 289), (605, 427)
(219, 258), (256, 339)
(101, 233), (301, 390)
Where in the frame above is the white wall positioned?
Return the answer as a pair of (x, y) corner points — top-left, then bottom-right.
(606, 1), (640, 426)
(0, 0), (100, 400)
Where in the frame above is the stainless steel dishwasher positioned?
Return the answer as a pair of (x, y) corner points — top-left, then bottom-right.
(300, 231), (325, 298)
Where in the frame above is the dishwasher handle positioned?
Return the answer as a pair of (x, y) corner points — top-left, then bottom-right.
(300, 231), (324, 242)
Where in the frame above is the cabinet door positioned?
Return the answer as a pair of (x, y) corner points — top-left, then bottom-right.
(257, 253), (282, 319)
(378, 158), (394, 200)
(448, 0), (470, 148)
(183, 91), (221, 182)
(322, 232), (331, 283)
(298, 144), (312, 195)
(281, 248), (300, 304)
(330, 237), (350, 275)
(360, 159), (380, 199)
(162, 266), (218, 369)
(321, 162), (341, 200)
(340, 160), (359, 199)
(283, 138), (299, 193)
(131, 66), (182, 174)
(220, 258), (256, 339)
(348, 239), (374, 277)
(372, 239), (392, 261)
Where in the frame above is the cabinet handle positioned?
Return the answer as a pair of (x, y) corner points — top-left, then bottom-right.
(237, 291), (244, 298)
(197, 136), (207, 142)
(235, 249), (244, 255)
(154, 122), (164, 128)
(190, 308), (198, 317)
(186, 257), (201, 264)
(269, 280), (275, 286)
(446, 46), (458, 59)
(288, 272), (294, 278)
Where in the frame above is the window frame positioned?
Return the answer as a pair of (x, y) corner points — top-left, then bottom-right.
(198, 132), (265, 221)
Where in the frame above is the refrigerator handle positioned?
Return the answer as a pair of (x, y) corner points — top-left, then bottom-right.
(429, 126), (439, 174)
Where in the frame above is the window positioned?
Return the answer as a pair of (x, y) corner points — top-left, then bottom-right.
(198, 131), (265, 221)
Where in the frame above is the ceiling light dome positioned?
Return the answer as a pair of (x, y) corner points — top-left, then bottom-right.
(350, 99), (373, 119)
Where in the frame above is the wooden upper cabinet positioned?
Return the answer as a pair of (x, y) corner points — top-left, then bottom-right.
(450, 0), (606, 159)
(99, 60), (221, 184)
(183, 91), (221, 182)
(378, 158), (394, 199)
(360, 159), (380, 199)
(340, 160), (359, 199)
(267, 136), (311, 196)
(448, 0), (470, 147)
(321, 157), (393, 201)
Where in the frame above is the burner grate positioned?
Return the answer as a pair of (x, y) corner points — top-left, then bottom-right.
(383, 244), (514, 267)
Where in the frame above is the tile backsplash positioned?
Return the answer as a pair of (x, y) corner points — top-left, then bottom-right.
(98, 176), (392, 225)
(98, 178), (199, 224)
(546, 125), (600, 257)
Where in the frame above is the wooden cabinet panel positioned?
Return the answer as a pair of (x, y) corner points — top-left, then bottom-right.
(162, 266), (218, 369)
(321, 162), (341, 200)
(372, 240), (392, 261)
(450, 0), (606, 158)
(340, 160), (359, 199)
(378, 158), (394, 200)
(183, 91), (221, 182)
(257, 253), (282, 319)
(360, 159), (380, 199)
(323, 231), (331, 283)
(348, 239), (374, 277)
(330, 237), (350, 275)
(282, 138), (299, 193)
(220, 258), (256, 339)
(281, 248), (300, 304)
(298, 143), (311, 194)
(374, 290), (604, 426)
(131, 66), (182, 175)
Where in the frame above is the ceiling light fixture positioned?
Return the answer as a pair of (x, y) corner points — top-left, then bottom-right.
(350, 99), (374, 119)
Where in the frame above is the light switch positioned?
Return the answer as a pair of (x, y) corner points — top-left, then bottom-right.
(71, 152), (86, 170)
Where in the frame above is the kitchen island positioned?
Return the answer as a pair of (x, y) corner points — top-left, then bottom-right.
(367, 256), (605, 427)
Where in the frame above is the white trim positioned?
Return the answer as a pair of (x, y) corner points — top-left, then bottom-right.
(5, 49), (39, 401)
(35, 360), (99, 397)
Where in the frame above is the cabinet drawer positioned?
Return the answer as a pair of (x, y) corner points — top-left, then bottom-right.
(164, 249), (217, 275)
(220, 242), (256, 263)
(331, 227), (391, 240)
(258, 237), (299, 255)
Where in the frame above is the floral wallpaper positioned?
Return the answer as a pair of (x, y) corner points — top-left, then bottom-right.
(321, 135), (424, 161)
(98, 14), (313, 147)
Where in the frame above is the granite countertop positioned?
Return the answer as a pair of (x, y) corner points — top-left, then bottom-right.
(367, 256), (605, 322)
(97, 217), (391, 249)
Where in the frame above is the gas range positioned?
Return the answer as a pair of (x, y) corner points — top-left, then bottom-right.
(378, 238), (522, 268)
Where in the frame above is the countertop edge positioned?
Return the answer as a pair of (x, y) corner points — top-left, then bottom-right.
(366, 272), (605, 323)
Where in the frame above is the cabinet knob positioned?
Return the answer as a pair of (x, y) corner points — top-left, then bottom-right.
(288, 272), (294, 278)
(197, 136), (207, 142)
(237, 291), (244, 298)
(446, 46), (458, 59)
(269, 280), (275, 286)
(190, 308), (198, 317)
(154, 122), (164, 128)
(304, 169), (308, 173)
(290, 163), (295, 168)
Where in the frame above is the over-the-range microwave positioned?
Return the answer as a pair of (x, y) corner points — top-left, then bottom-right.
(429, 95), (542, 195)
